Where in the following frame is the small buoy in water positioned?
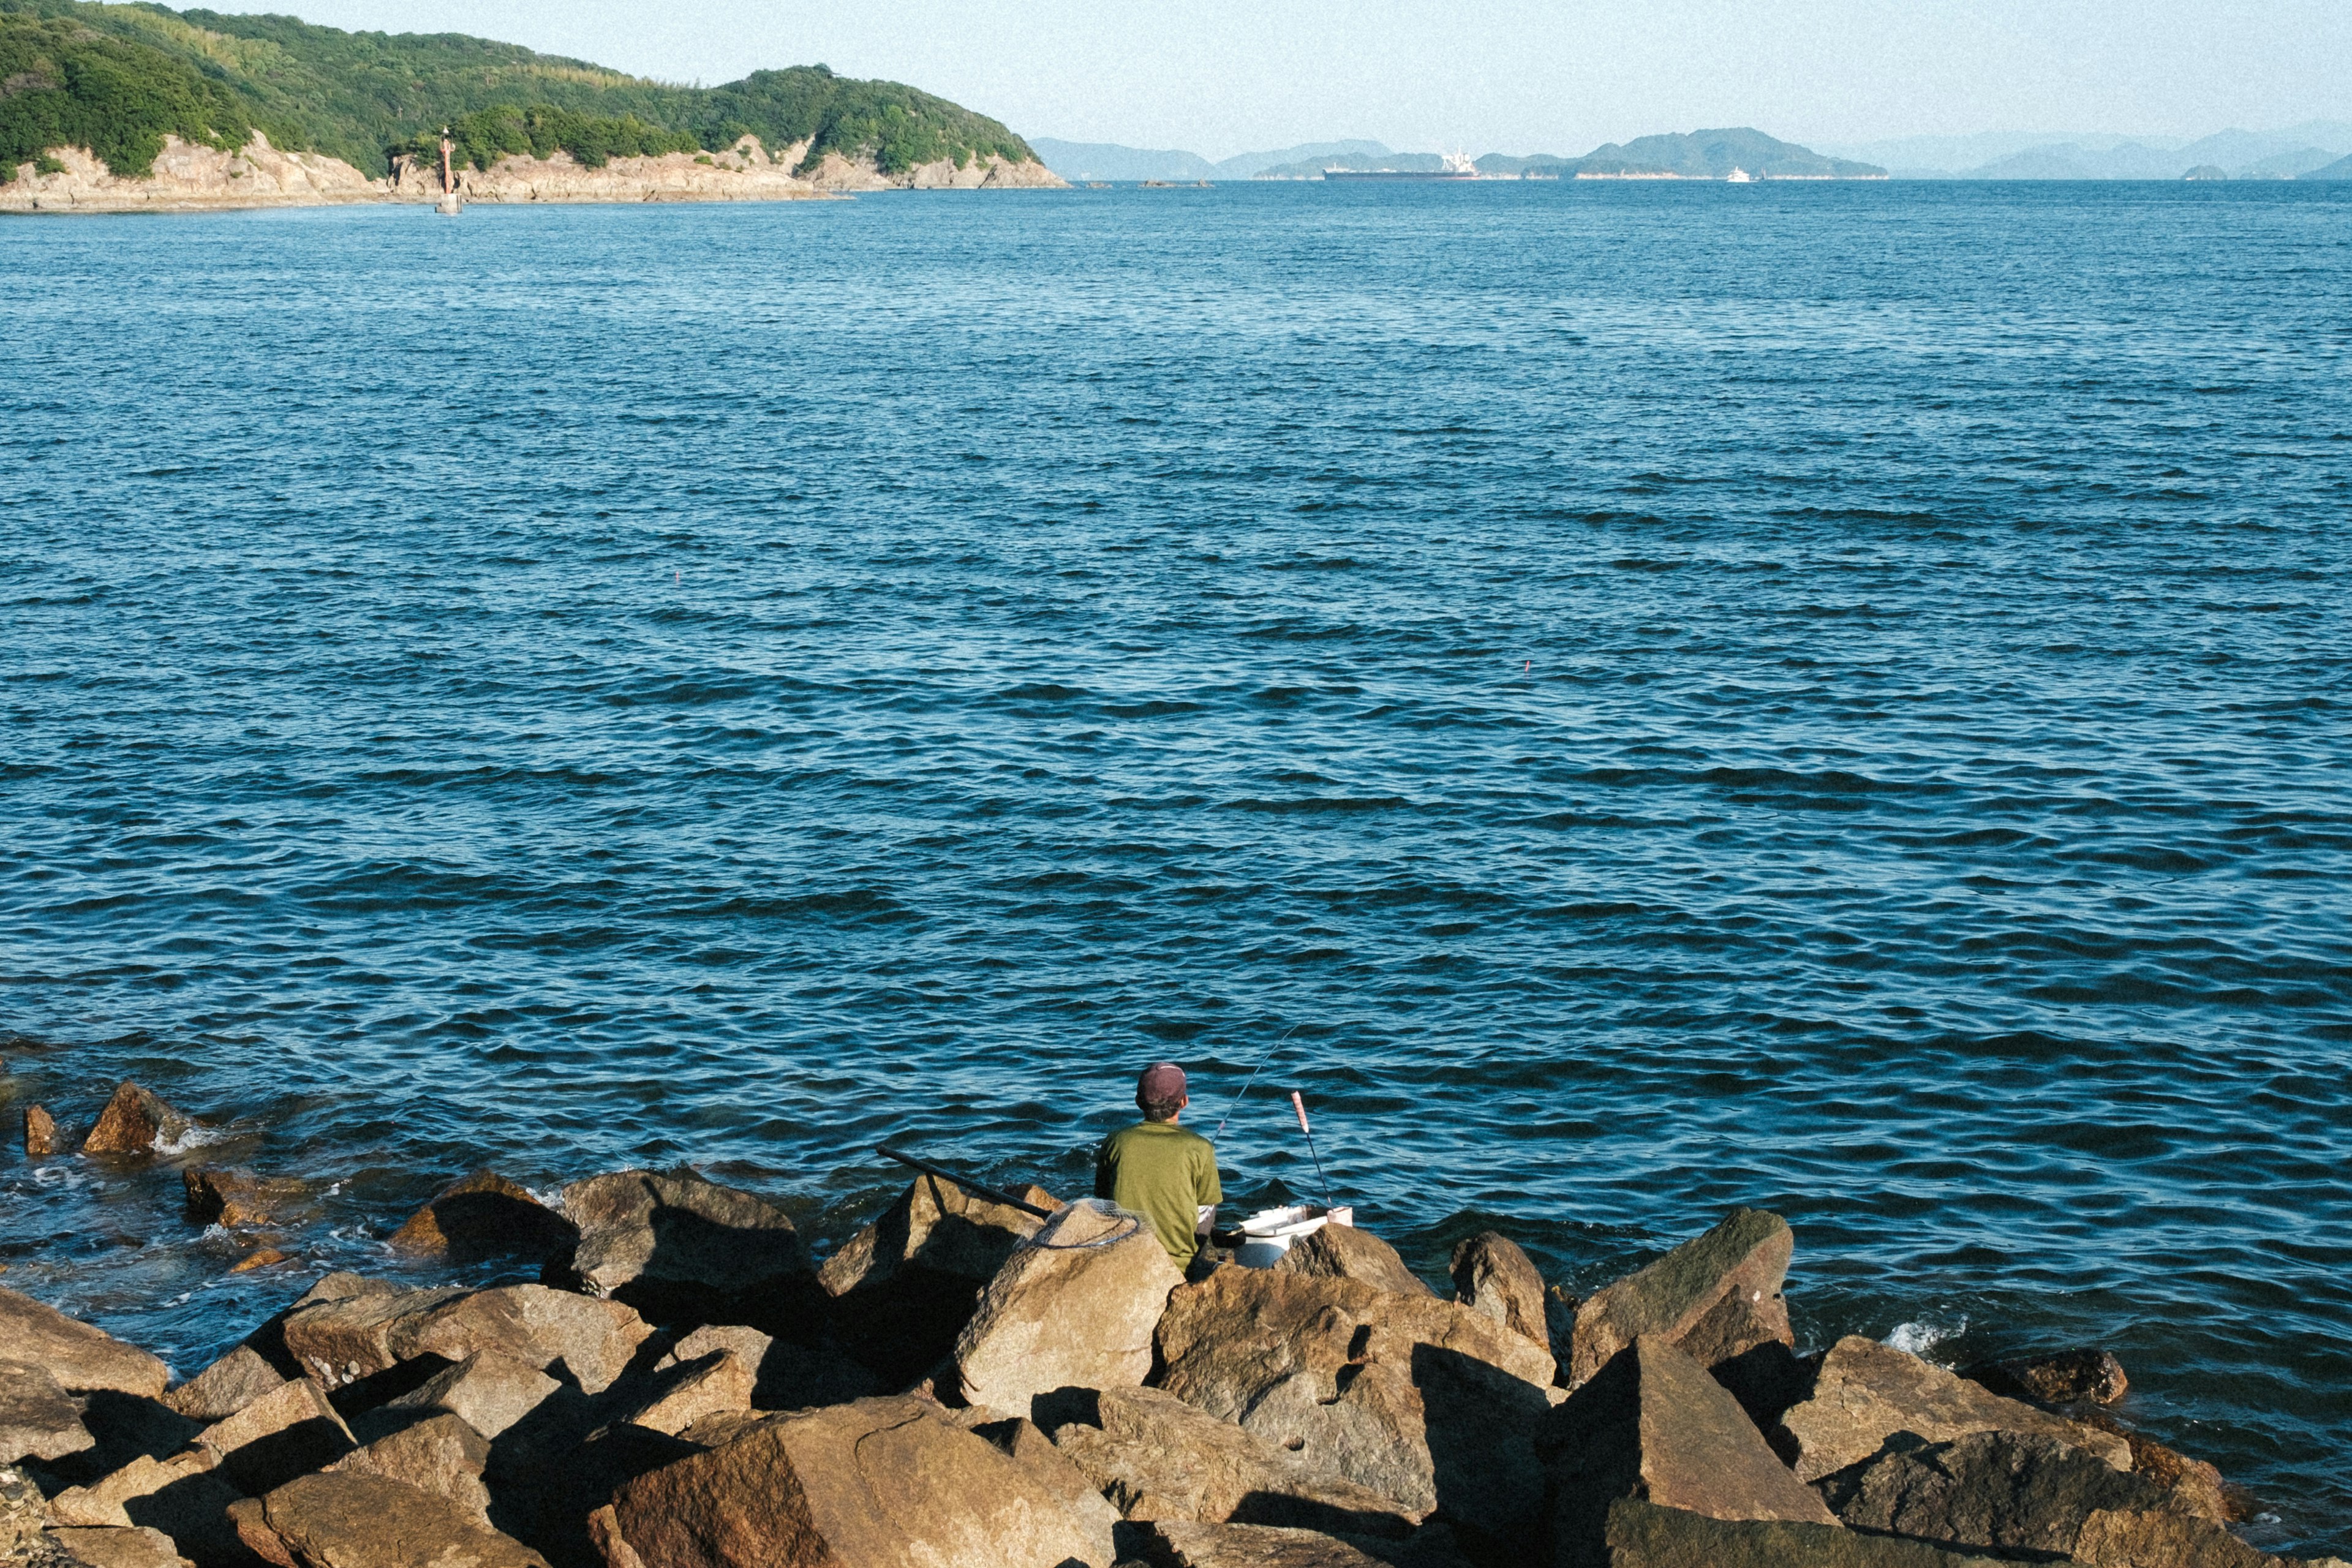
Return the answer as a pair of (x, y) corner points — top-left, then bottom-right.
(435, 192), (461, 216)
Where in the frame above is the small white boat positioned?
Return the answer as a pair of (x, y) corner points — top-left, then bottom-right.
(1725, 166), (1755, 183)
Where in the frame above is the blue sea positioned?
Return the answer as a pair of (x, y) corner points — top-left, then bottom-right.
(2, 181), (2348, 1550)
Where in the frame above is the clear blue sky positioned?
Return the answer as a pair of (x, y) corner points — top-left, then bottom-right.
(216, 0), (2350, 158)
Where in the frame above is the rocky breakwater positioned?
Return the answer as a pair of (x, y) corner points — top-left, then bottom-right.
(6, 1082), (2343, 1568)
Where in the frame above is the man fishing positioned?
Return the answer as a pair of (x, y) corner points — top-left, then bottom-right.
(1095, 1061), (1223, 1273)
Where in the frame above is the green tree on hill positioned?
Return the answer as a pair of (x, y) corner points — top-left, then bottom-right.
(0, 13), (258, 179)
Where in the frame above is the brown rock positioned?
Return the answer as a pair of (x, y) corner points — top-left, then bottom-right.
(1817, 1429), (2194, 1561)
(611, 1352), (754, 1438)
(1963, 1348), (2130, 1408)
(964, 1415), (1125, 1536)
(1132, 1520), (1396, 1568)
(1156, 1266), (1556, 1542)
(229, 1471), (549, 1568)
(1, 1360), (94, 1465)
(24, 1106), (57, 1156)
(1042, 1384), (1417, 1535)
(280, 1285), (647, 1395)
(1775, 1336), (2132, 1482)
(181, 1172), (307, 1230)
(387, 1173), (576, 1265)
(330, 1414), (491, 1523)
(554, 1170), (813, 1325)
(1447, 1233), (1548, 1352)
(605, 1395), (1114, 1568)
(2094, 1416), (2238, 1523)
(3, 1461), (53, 1558)
(373, 1354), (557, 1442)
(651, 1327), (876, 1412)
(194, 1378), (356, 1494)
(1604, 1498), (2016, 1567)
(1548, 1335), (1833, 1567)
(953, 1198), (1183, 1412)
(167, 1349), (290, 1425)
(230, 1253), (291, 1276)
(0, 1290), (170, 1398)
(47, 1449), (247, 1567)
(1566, 1208), (1795, 1389)
(49, 1525), (197, 1568)
(1273, 1226), (1431, 1298)
(2071, 1506), (2293, 1568)
(80, 1085), (193, 1158)
(818, 1175), (1057, 1387)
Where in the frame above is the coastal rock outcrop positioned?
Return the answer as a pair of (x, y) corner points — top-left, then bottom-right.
(1564, 1208), (1794, 1389)
(0, 1291), (169, 1400)
(1548, 1335), (1834, 1566)
(952, 1199), (1180, 1412)
(0, 1361), (94, 1466)
(48, 1525), (198, 1568)
(604, 1396), (1114, 1568)
(0, 137), (377, 215)
(47, 1449), (246, 1567)
(80, 1086), (192, 1158)
(1129, 1519), (1447, 1568)
(648, 1326), (876, 1412)
(1272, 1226), (1431, 1297)
(388, 138), (825, 207)
(1040, 1384), (1417, 1536)
(1155, 1265), (1556, 1541)
(552, 1170), (813, 1327)
(230, 1471), (550, 1568)
(797, 150), (1067, 191)
(607, 1352), (754, 1439)
(388, 1173), (575, 1265)
(1447, 1233), (1549, 1352)
(1775, 1336), (2132, 1482)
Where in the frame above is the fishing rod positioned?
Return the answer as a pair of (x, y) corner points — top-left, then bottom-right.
(875, 1145), (1056, 1219)
(1215, 1020), (1308, 1140)
(1291, 1090), (1334, 1210)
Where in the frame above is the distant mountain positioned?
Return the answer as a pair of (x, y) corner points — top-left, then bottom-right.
(2305, 153), (2352, 181)
(1256, 150), (1441, 178)
(1825, 123), (2352, 181)
(1028, 137), (1390, 182)
(1259, 129), (1879, 180)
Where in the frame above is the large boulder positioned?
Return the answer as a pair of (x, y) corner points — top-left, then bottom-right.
(49, 1525), (197, 1568)
(818, 1175), (1056, 1386)
(0, 1291), (169, 1398)
(650, 1326), (876, 1412)
(1548, 1335), (1833, 1567)
(80, 1085), (193, 1158)
(165, 1349), (288, 1426)
(1564, 1209), (1793, 1389)
(47, 1449), (247, 1567)
(229, 1471), (549, 1568)
(1817, 1430), (2175, 1558)
(2, 1360), (94, 1465)
(1447, 1233), (1548, 1352)
(1775, 1336), (2131, 1482)
(1961, 1348), (2129, 1408)
(280, 1285), (648, 1395)
(1129, 1520), (1430, 1568)
(953, 1199), (1182, 1412)
(609, 1352), (755, 1438)
(1273, 1226), (1431, 1298)
(962, 1415), (1125, 1537)
(388, 1172), (576, 1265)
(330, 1415), (492, 1524)
(1603, 1498), (2015, 1567)
(367, 1354), (557, 1442)
(552, 1170), (814, 1327)
(2070, 1507), (2297, 1568)
(1155, 1266), (1556, 1544)
(192, 1378), (355, 1494)
(603, 1395), (1114, 1568)
(1042, 1384), (1417, 1536)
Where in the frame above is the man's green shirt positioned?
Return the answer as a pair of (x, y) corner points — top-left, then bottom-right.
(1095, 1120), (1223, 1267)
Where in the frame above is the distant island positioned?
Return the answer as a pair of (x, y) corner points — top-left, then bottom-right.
(0, 0), (1063, 211)
(1036, 129), (1887, 183)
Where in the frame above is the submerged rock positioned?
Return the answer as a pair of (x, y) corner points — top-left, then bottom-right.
(1961, 1347), (2130, 1408)
(605, 1395), (1114, 1568)
(1603, 1498), (2014, 1566)
(1272, 1226), (1431, 1298)
(388, 1173), (576, 1265)
(183, 1172), (306, 1230)
(80, 1086), (192, 1158)
(1041, 1384), (1417, 1536)
(23, 1106), (58, 1157)
(230, 1471), (549, 1568)
(1447, 1232), (1549, 1353)
(953, 1198), (1181, 1412)
(1565, 1208), (1795, 1389)
(1155, 1265), (1556, 1542)
(1548, 1335), (1834, 1567)
(1775, 1336), (2132, 1483)
(0, 1291), (169, 1399)
(1, 1361), (95, 1466)
(552, 1171), (813, 1327)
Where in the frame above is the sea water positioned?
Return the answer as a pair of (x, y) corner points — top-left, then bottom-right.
(2, 180), (2347, 1548)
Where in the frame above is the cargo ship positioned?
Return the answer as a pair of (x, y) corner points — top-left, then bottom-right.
(1324, 150), (1482, 181)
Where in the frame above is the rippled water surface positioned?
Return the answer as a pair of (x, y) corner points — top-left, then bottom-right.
(3, 181), (2349, 1548)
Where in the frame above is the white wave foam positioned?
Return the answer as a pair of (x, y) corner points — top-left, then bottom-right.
(1885, 1317), (1965, 1360)
(154, 1123), (233, 1156)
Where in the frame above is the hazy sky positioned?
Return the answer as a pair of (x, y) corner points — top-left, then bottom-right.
(217, 0), (2351, 158)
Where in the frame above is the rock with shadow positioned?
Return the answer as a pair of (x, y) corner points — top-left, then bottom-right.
(1272, 1227), (1431, 1299)
(954, 1199), (1182, 1414)
(549, 1170), (817, 1333)
(0, 1291), (170, 1400)
(2, 1360), (96, 1467)
(389, 1173), (578, 1268)
(229, 1471), (550, 1568)
(78, 1085), (192, 1159)
(1562, 1209), (1795, 1391)
(1602, 1498), (2017, 1567)
(1447, 1234), (1549, 1355)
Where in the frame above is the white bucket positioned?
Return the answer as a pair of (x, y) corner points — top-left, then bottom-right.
(1232, 1204), (1354, 1269)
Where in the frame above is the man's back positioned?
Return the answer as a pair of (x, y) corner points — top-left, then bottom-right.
(1095, 1119), (1221, 1267)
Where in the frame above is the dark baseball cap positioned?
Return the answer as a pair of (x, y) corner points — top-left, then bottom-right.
(1137, 1062), (1188, 1102)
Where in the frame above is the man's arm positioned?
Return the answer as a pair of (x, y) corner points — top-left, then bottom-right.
(1194, 1142), (1223, 1235)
